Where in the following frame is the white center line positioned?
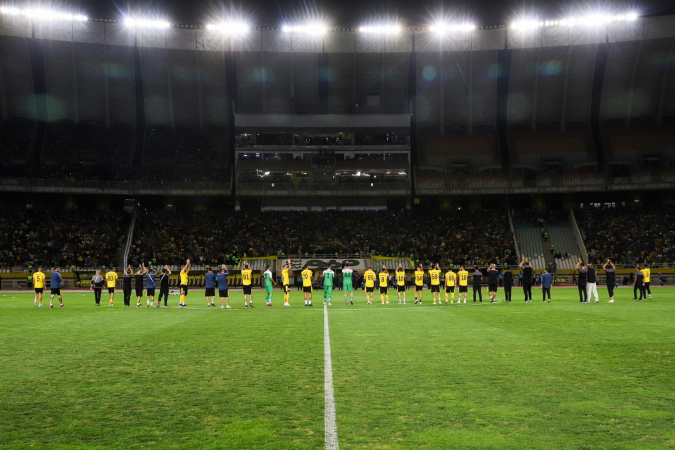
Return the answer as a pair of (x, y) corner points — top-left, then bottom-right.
(324, 303), (339, 450)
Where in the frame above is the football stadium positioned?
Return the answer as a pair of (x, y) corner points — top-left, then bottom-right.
(1, 1), (675, 448)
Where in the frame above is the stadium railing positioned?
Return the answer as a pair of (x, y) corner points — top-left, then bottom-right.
(0, 178), (232, 195)
(236, 182), (410, 195)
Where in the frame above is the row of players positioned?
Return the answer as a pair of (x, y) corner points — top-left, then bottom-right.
(28, 257), (652, 308)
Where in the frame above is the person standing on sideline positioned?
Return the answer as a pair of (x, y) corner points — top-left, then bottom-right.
(429, 263), (441, 305)
(603, 260), (616, 303)
(541, 268), (552, 302)
(146, 266), (157, 307)
(414, 264), (425, 304)
(519, 257), (533, 302)
(241, 261), (253, 308)
(264, 264), (277, 306)
(91, 269), (103, 306)
(659, 271), (665, 286)
(179, 259), (191, 308)
(281, 259), (291, 306)
(576, 259), (588, 303)
(33, 266), (45, 307)
(135, 264), (147, 307)
(123, 265), (133, 307)
(586, 263), (599, 303)
(49, 267), (65, 308)
(444, 267), (456, 304)
(158, 266), (171, 307)
(301, 264), (315, 306)
(322, 264), (335, 305)
(487, 264), (499, 303)
(633, 265), (646, 301)
(396, 264), (407, 304)
(342, 263), (354, 305)
(472, 267), (483, 303)
(503, 267), (513, 303)
(204, 267), (216, 307)
(216, 265), (230, 309)
(642, 264), (652, 299)
(106, 267), (118, 306)
(457, 265), (469, 304)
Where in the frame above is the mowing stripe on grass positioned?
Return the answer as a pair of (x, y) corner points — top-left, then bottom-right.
(324, 303), (339, 450)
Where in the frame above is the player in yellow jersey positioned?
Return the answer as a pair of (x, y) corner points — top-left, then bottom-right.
(643, 264), (652, 299)
(241, 261), (253, 307)
(281, 258), (291, 306)
(378, 266), (390, 304)
(396, 264), (406, 304)
(179, 259), (190, 307)
(457, 265), (469, 304)
(429, 263), (442, 304)
(414, 264), (424, 304)
(445, 268), (457, 304)
(364, 267), (376, 304)
(105, 267), (118, 306)
(301, 264), (314, 306)
(32, 267), (45, 307)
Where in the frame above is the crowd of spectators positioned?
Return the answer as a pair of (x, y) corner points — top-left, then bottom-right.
(235, 132), (408, 147)
(130, 209), (517, 267)
(42, 122), (133, 164)
(577, 204), (675, 265)
(0, 206), (129, 268)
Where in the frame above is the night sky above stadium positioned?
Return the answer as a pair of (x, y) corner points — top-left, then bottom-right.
(74, 0), (675, 27)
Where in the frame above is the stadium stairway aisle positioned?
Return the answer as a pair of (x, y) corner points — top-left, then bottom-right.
(515, 222), (545, 269)
(548, 222), (582, 270)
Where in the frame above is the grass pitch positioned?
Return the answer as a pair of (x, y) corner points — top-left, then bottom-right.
(0, 286), (674, 449)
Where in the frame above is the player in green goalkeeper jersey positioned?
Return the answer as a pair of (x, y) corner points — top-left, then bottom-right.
(323, 264), (335, 305)
(342, 263), (354, 305)
(264, 265), (276, 306)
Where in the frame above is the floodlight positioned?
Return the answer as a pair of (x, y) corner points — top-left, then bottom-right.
(430, 23), (476, 34)
(0, 6), (21, 15)
(359, 25), (401, 34)
(510, 19), (541, 30)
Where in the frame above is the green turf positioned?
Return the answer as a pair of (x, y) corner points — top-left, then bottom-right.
(0, 287), (674, 449)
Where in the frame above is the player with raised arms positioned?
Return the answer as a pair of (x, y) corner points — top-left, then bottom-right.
(217, 264), (231, 309)
(179, 259), (190, 308)
(342, 262), (354, 305)
(378, 265), (390, 304)
(146, 266), (157, 307)
(301, 264), (314, 306)
(457, 265), (469, 304)
(444, 267), (456, 304)
(396, 264), (406, 304)
(414, 264), (424, 304)
(135, 264), (147, 307)
(204, 266), (216, 307)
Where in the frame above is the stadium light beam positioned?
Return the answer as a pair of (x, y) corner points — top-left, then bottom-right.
(0, 6), (87, 21)
(429, 23), (476, 34)
(125, 17), (171, 29)
(516, 11), (639, 29)
(282, 24), (327, 35)
(206, 21), (249, 34)
(359, 25), (402, 34)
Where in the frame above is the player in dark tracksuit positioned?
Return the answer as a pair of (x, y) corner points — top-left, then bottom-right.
(123, 265), (133, 307)
(603, 259), (616, 303)
(633, 267), (646, 301)
(472, 268), (483, 303)
(503, 269), (513, 303)
(158, 266), (171, 307)
(576, 259), (588, 303)
(519, 257), (533, 302)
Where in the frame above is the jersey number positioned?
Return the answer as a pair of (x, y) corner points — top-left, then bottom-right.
(107, 275), (115, 282)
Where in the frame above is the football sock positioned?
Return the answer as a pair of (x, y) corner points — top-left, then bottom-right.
(385, 294), (388, 302)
